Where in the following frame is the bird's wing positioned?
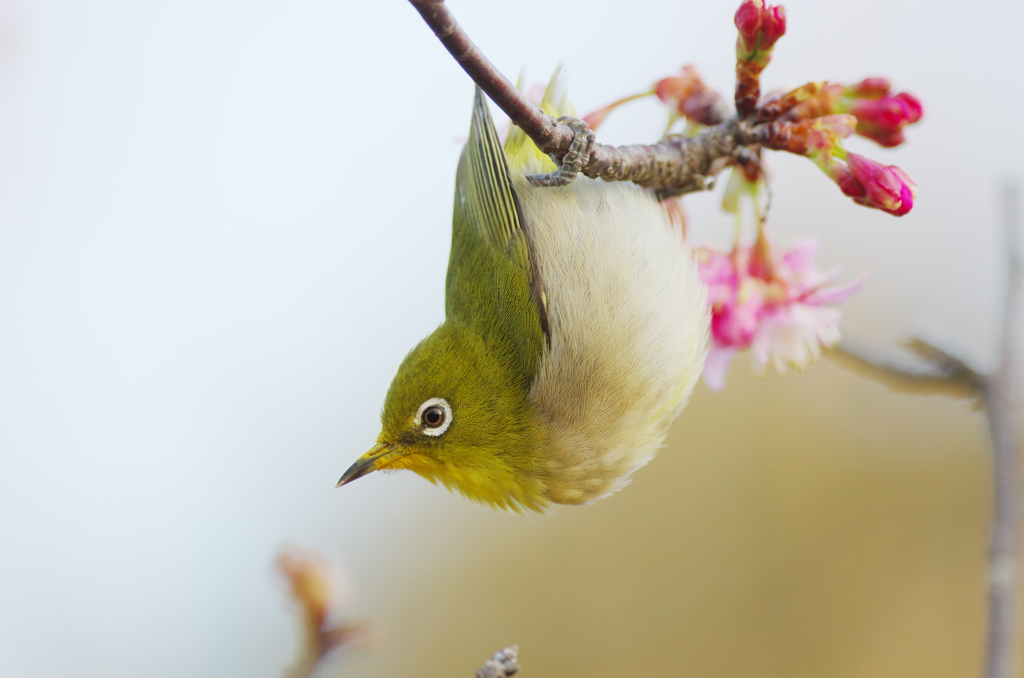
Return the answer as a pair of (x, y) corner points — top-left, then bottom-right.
(447, 88), (548, 389)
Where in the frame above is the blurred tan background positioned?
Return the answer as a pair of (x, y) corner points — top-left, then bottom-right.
(0, 0), (1019, 676)
(341, 361), (989, 678)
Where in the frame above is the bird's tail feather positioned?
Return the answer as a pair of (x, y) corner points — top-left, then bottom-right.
(504, 66), (575, 173)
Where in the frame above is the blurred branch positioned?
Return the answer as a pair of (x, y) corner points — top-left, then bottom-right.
(982, 182), (1022, 678)
(831, 182), (1022, 678)
(829, 337), (982, 399)
(476, 646), (519, 678)
(279, 549), (370, 678)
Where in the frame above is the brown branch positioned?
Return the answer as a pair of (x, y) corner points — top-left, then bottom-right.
(408, 0), (567, 154)
(408, 0), (788, 195)
(982, 182), (1022, 678)
(475, 646), (519, 678)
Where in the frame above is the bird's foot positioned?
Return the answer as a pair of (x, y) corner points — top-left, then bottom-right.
(527, 117), (595, 187)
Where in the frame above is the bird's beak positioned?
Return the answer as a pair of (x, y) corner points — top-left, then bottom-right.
(336, 442), (401, 488)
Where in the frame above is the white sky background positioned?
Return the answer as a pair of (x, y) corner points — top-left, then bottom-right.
(0, 0), (1020, 676)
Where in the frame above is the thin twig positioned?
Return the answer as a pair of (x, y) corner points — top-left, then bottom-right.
(408, 0), (563, 153)
(982, 182), (1022, 678)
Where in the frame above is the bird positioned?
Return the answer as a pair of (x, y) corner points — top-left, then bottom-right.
(337, 76), (708, 511)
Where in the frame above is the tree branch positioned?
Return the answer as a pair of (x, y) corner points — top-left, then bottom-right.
(407, 0), (789, 194)
(408, 0), (565, 154)
(982, 182), (1022, 678)
(828, 337), (982, 399)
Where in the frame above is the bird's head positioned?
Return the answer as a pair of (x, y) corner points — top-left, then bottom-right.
(337, 322), (549, 511)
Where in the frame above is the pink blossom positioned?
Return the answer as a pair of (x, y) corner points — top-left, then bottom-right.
(697, 239), (867, 391)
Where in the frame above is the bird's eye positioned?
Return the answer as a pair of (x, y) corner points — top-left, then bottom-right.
(416, 397), (452, 437)
(423, 406), (444, 427)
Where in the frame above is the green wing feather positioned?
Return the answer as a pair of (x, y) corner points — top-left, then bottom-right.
(447, 88), (548, 391)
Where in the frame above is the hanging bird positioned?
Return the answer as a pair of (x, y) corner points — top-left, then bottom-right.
(338, 77), (708, 511)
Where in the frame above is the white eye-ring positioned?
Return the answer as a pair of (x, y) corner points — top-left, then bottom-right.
(416, 397), (452, 437)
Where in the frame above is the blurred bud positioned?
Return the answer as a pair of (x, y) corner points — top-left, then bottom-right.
(894, 92), (923, 122)
(734, 1), (764, 53)
(278, 548), (370, 674)
(762, 114), (856, 163)
(816, 114), (857, 139)
(761, 6), (787, 49)
(849, 91), (923, 147)
(279, 550), (332, 633)
(655, 69), (701, 106)
(785, 83), (844, 120)
(757, 81), (824, 121)
(681, 89), (730, 126)
(844, 77), (892, 99)
(655, 65), (729, 126)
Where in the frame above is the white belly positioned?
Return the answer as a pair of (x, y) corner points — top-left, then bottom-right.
(512, 173), (709, 504)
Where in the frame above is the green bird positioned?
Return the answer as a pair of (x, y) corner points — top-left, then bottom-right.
(338, 78), (708, 511)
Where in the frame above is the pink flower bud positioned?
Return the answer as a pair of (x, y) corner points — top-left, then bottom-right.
(855, 128), (906, 148)
(844, 87), (923, 148)
(845, 153), (916, 216)
(734, 0), (786, 58)
(654, 66), (726, 125)
(827, 161), (868, 199)
(817, 114), (857, 139)
(760, 5), (787, 50)
(894, 92), (923, 123)
(850, 98), (909, 131)
(735, 0), (765, 53)
(655, 66), (702, 108)
(655, 76), (693, 105)
(888, 166), (918, 216)
(681, 89), (730, 126)
(845, 78), (892, 99)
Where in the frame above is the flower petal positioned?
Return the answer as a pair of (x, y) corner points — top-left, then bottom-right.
(702, 344), (737, 392)
(805, 271), (869, 306)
